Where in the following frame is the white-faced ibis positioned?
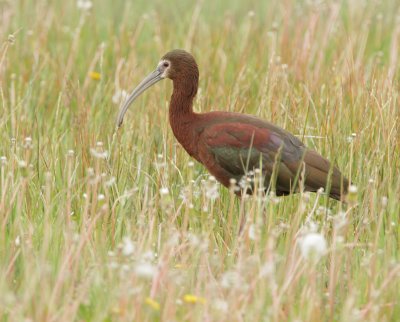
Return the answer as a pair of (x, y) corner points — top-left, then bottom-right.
(117, 49), (349, 200)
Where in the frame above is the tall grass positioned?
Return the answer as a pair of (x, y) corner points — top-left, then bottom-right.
(0, 0), (399, 321)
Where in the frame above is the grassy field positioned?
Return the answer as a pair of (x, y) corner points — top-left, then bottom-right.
(0, 0), (399, 321)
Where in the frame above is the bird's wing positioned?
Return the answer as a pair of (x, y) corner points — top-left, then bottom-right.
(197, 118), (348, 198)
(197, 121), (307, 193)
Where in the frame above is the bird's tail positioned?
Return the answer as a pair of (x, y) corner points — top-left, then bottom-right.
(303, 150), (349, 201)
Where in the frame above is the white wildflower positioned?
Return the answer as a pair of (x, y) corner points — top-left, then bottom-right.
(90, 148), (108, 160)
(160, 187), (169, 195)
(269, 191), (280, 204)
(348, 185), (358, 193)
(336, 236), (345, 244)
(205, 176), (219, 200)
(299, 233), (327, 261)
(8, 34), (15, 45)
(333, 211), (348, 230)
(221, 271), (242, 289)
(18, 160), (27, 168)
(77, 0), (92, 10)
(259, 262), (274, 278)
(248, 224), (258, 241)
(302, 191), (311, 203)
(187, 233), (200, 247)
(303, 220), (318, 233)
(213, 299), (228, 312)
(15, 236), (21, 247)
(179, 187), (191, 204)
(109, 261), (119, 269)
(347, 132), (357, 143)
(142, 251), (155, 261)
(134, 262), (156, 279)
(167, 232), (180, 247)
(229, 178), (240, 192)
(105, 177), (116, 187)
(122, 237), (135, 256)
(24, 137), (33, 149)
(121, 264), (130, 272)
(112, 89), (128, 104)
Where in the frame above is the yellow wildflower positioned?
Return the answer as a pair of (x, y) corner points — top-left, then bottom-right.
(89, 71), (101, 80)
(145, 297), (160, 311)
(183, 294), (206, 304)
(111, 306), (122, 315)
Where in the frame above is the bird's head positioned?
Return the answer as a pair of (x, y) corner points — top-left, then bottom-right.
(160, 49), (198, 81)
(116, 49), (198, 127)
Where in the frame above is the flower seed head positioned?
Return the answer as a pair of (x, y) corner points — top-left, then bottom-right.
(299, 233), (327, 261)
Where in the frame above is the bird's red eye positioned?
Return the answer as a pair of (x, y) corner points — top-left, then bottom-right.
(163, 62), (169, 67)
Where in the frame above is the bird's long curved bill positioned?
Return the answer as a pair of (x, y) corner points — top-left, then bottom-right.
(116, 69), (163, 127)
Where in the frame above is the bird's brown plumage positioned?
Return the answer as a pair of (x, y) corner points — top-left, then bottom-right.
(118, 49), (349, 200)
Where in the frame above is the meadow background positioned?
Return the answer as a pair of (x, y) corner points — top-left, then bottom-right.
(0, 0), (399, 321)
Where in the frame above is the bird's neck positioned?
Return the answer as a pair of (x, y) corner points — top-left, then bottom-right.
(168, 78), (199, 158)
(169, 76), (198, 121)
